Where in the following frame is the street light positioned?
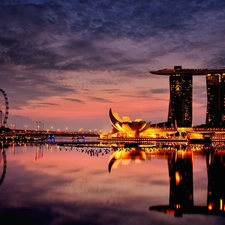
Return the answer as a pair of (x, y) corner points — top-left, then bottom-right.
(23, 125), (27, 132)
(39, 121), (44, 131)
(36, 121), (39, 131)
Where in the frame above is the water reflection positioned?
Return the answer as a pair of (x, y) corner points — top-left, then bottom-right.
(2, 140), (225, 222)
(107, 144), (186, 173)
(149, 150), (225, 217)
(108, 148), (146, 172)
(0, 148), (7, 186)
(57, 145), (111, 157)
(35, 145), (44, 161)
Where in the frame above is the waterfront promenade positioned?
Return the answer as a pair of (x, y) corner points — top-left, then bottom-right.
(1, 127), (225, 145)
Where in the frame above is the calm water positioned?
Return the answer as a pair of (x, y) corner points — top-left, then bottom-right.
(0, 142), (225, 225)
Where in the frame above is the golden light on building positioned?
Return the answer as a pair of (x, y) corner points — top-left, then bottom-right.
(175, 171), (181, 185)
(220, 199), (223, 211)
(108, 149), (146, 172)
(208, 202), (213, 210)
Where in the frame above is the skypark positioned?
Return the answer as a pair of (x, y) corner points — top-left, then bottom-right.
(150, 67), (225, 75)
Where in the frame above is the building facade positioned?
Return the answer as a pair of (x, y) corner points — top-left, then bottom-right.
(151, 66), (193, 127)
(168, 66), (193, 127)
(206, 73), (225, 127)
(150, 66), (225, 128)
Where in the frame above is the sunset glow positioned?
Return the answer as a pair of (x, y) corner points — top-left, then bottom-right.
(0, 1), (223, 131)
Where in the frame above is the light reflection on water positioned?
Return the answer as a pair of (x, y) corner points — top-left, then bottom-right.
(0, 143), (225, 225)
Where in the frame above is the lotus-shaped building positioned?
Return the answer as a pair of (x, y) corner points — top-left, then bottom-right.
(109, 108), (150, 138)
(109, 108), (180, 138)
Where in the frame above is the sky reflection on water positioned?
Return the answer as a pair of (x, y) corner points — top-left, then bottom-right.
(0, 144), (225, 225)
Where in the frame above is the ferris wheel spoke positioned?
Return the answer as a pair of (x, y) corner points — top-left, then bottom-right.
(0, 89), (9, 127)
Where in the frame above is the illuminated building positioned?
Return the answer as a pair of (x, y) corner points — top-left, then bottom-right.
(168, 67), (193, 127)
(109, 108), (177, 138)
(109, 108), (149, 138)
(108, 67), (225, 138)
(150, 66), (225, 128)
(151, 66), (199, 127)
(206, 73), (225, 127)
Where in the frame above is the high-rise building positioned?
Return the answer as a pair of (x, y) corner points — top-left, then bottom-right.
(206, 73), (225, 127)
(151, 66), (195, 127)
(168, 66), (193, 127)
(150, 66), (225, 128)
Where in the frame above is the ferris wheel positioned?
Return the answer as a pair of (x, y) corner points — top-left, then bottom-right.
(0, 89), (9, 127)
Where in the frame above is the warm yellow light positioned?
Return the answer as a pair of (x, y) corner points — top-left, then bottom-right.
(175, 171), (181, 185)
(135, 159), (142, 163)
(220, 199), (223, 210)
(121, 159), (131, 165)
(208, 203), (213, 210)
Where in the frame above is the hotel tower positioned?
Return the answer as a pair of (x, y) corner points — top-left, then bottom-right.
(150, 66), (225, 127)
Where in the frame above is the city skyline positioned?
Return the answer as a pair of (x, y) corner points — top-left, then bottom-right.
(1, 0), (225, 131)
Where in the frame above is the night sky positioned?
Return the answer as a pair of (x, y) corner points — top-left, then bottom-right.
(0, 0), (225, 131)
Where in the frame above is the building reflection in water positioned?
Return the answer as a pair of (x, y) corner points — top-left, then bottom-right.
(108, 148), (147, 172)
(0, 148), (7, 186)
(35, 145), (44, 161)
(207, 150), (225, 213)
(150, 149), (225, 217)
(108, 144), (188, 173)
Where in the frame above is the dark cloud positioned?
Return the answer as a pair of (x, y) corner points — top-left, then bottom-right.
(63, 97), (84, 103)
(150, 88), (169, 94)
(89, 96), (113, 103)
(38, 102), (59, 106)
(87, 78), (118, 86)
(0, 71), (75, 110)
(101, 88), (120, 94)
(149, 179), (169, 186)
(205, 50), (225, 68)
(1, 0), (224, 73)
